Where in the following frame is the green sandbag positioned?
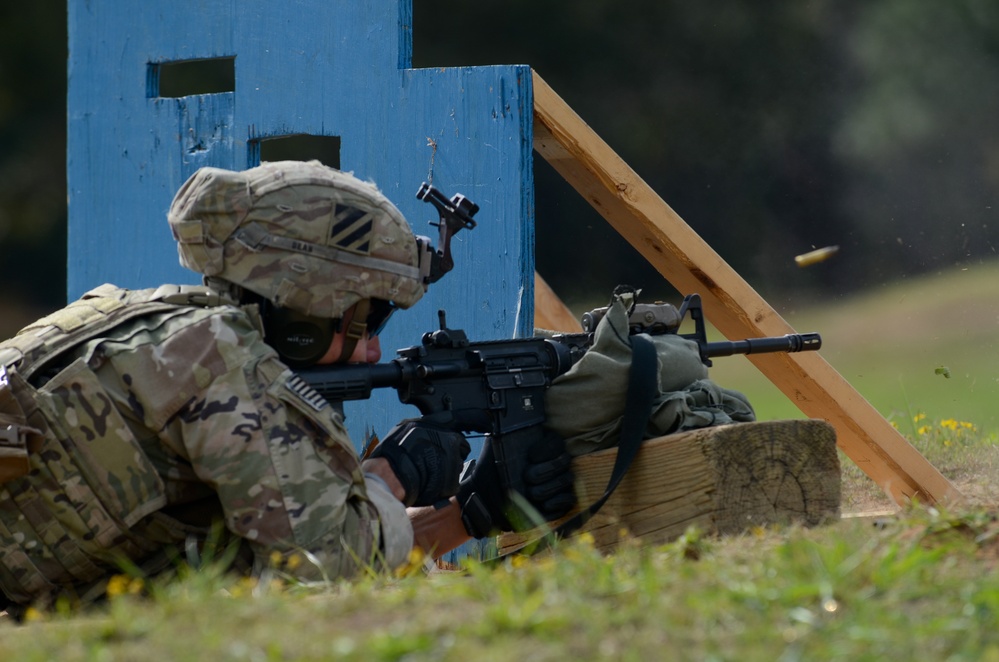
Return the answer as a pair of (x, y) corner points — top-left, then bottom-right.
(543, 293), (755, 456)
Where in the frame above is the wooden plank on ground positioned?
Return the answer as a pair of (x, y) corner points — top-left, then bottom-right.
(530, 69), (961, 507)
(498, 419), (842, 554)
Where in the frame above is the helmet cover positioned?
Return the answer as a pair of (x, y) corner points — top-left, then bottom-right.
(168, 160), (425, 319)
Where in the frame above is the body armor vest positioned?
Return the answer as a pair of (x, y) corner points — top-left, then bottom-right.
(0, 284), (244, 605)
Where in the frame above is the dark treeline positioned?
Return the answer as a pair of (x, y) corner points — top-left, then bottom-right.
(0, 1), (67, 328)
(414, 0), (999, 306)
(1, 1), (997, 330)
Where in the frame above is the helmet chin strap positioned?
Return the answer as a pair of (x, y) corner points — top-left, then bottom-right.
(337, 299), (371, 362)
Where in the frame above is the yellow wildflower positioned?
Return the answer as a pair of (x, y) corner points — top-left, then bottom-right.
(106, 574), (130, 598)
(228, 576), (258, 598)
(510, 554), (530, 569)
(127, 577), (144, 595)
(23, 607), (45, 623)
(394, 546), (426, 578)
(539, 555), (558, 571)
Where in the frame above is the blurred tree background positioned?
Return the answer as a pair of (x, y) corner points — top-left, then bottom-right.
(414, 0), (999, 309)
(2, 0), (997, 337)
(0, 1), (67, 336)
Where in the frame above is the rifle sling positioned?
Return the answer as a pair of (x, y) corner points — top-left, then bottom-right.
(551, 333), (658, 538)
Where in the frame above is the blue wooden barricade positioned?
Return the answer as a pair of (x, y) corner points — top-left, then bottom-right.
(67, 0), (536, 463)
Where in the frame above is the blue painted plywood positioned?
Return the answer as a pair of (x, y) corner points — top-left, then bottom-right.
(67, 0), (536, 448)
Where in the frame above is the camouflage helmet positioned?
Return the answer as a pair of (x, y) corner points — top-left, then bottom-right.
(167, 160), (430, 319)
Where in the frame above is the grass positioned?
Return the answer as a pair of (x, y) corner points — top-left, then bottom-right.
(2, 263), (999, 659)
(706, 260), (999, 433)
(29, 420), (991, 660)
(837, 411), (999, 513)
(4, 502), (999, 660)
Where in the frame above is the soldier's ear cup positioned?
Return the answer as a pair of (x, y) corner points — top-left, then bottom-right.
(262, 304), (336, 368)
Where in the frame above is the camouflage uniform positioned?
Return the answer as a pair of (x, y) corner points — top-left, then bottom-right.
(0, 284), (411, 607)
(0, 161), (428, 608)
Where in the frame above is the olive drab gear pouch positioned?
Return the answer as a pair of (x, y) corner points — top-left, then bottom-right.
(543, 289), (756, 456)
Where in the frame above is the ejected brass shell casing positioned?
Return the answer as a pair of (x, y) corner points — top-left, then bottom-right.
(795, 245), (839, 267)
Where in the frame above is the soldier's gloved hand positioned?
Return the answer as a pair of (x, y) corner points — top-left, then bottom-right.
(370, 419), (471, 507)
(456, 430), (576, 539)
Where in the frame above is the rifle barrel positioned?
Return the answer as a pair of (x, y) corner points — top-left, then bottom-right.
(703, 332), (821, 358)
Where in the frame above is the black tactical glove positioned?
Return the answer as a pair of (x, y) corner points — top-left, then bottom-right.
(370, 419), (472, 507)
(456, 430), (576, 539)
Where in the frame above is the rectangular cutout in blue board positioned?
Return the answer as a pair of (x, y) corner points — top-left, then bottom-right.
(148, 57), (236, 98)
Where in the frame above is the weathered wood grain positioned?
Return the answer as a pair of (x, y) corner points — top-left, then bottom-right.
(499, 419), (842, 554)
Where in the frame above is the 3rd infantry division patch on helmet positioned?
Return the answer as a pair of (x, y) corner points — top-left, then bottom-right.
(167, 160), (429, 320)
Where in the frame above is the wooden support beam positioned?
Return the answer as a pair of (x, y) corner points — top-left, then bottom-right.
(531, 69), (962, 507)
(534, 272), (584, 333)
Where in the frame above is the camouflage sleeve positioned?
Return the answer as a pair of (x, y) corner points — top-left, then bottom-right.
(361, 472), (415, 568)
(107, 307), (413, 578)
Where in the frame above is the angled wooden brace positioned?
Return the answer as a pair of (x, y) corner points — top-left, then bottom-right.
(530, 70), (961, 508)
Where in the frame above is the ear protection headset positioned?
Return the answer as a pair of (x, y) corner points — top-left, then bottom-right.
(262, 303), (337, 368)
(261, 298), (396, 368)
